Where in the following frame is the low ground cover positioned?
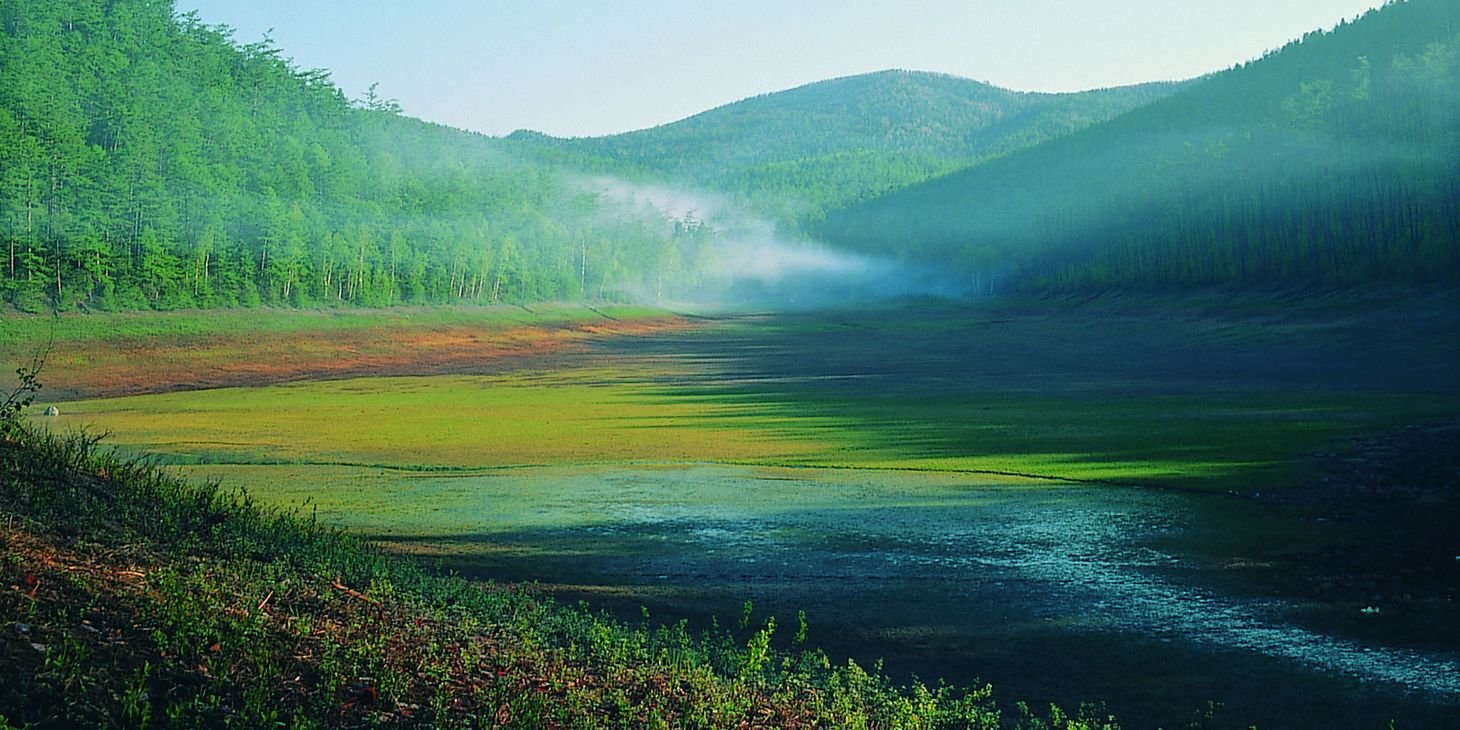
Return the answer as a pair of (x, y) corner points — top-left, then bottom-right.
(3, 290), (1457, 727)
(0, 417), (1116, 728)
(34, 292), (1459, 495)
(0, 304), (680, 400)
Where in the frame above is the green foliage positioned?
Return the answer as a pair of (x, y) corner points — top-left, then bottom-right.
(0, 362), (40, 430)
(1014, 701), (1123, 730)
(818, 0), (1460, 292)
(0, 338), (44, 435)
(510, 70), (1181, 229)
(122, 661), (154, 728)
(0, 0), (694, 312)
(0, 415), (1079, 728)
(744, 616), (774, 676)
(16, 0), (1439, 306)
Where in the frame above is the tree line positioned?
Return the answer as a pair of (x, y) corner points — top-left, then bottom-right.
(0, 0), (703, 313)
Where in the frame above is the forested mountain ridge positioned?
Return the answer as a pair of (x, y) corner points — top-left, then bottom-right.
(4, 0), (1449, 314)
(0, 0), (699, 312)
(507, 71), (1182, 229)
(816, 0), (1460, 292)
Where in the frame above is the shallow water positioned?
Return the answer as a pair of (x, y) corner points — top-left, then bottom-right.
(278, 462), (1460, 727)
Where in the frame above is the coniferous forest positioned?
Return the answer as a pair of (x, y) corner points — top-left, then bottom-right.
(2, 0), (1457, 313)
(0, 0), (716, 313)
(508, 71), (1183, 232)
(815, 0), (1460, 291)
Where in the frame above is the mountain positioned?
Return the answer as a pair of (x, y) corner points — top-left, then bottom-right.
(0, 0), (691, 312)
(6, 0), (1449, 314)
(816, 0), (1460, 292)
(508, 71), (1181, 228)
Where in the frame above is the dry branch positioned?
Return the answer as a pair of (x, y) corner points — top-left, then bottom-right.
(330, 578), (379, 605)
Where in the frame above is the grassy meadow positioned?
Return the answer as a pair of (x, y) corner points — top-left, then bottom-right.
(53, 371), (830, 469)
(28, 292), (1456, 494)
(46, 371), (1450, 491)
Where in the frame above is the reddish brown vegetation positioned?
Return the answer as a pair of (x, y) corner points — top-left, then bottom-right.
(43, 316), (689, 400)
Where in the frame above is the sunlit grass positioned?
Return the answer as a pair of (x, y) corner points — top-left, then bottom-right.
(54, 370), (833, 469)
(701, 391), (1451, 491)
(27, 295), (1460, 523)
(50, 365), (1452, 500)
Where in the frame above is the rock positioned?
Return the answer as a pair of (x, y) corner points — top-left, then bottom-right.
(43, 406), (59, 417)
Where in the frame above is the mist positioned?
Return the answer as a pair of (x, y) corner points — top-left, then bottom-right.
(576, 176), (971, 311)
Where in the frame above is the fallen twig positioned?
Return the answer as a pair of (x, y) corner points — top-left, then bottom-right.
(330, 578), (378, 605)
(257, 590), (274, 612)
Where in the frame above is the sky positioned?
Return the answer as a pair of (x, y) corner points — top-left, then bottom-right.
(178, 1), (1390, 138)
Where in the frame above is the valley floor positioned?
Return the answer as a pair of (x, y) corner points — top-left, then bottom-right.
(4, 290), (1458, 728)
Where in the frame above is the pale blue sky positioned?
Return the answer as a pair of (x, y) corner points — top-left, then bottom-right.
(178, 1), (1388, 138)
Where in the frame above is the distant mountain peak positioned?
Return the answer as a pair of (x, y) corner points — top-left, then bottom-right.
(507, 70), (1181, 222)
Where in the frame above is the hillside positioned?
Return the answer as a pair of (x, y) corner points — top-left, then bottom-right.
(508, 71), (1180, 228)
(0, 0), (694, 313)
(816, 0), (1460, 292)
(7, 0), (1450, 312)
